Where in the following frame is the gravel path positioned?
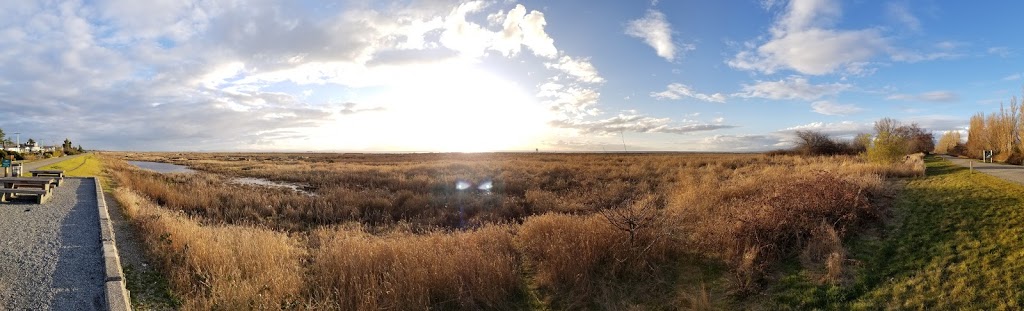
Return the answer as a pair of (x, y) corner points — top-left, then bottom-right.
(939, 155), (1024, 185)
(0, 178), (105, 310)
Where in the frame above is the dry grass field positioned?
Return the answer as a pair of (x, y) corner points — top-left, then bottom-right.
(103, 152), (924, 310)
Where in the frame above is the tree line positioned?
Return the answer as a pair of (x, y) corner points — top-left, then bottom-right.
(778, 117), (934, 163)
(937, 96), (1024, 163)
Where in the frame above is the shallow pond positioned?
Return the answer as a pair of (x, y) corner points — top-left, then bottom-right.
(231, 177), (312, 195)
(128, 161), (195, 174)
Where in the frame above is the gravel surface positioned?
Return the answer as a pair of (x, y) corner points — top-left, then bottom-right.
(0, 178), (105, 310)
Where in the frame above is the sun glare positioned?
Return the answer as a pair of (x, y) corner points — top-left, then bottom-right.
(321, 62), (551, 152)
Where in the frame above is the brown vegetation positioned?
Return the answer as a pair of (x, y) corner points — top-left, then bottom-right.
(966, 97), (1024, 163)
(104, 151), (924, 309)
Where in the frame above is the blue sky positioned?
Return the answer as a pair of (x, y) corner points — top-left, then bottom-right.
(0, 0), (1021, 151)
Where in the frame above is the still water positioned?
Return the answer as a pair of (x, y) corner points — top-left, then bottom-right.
(127, 161), (194, 173)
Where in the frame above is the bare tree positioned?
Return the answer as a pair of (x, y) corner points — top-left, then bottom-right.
(600, 194), (660, 245)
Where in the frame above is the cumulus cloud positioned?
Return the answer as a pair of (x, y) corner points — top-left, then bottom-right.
(651, 83), (727, 103)
(728, 0), (888, 75)
(886, 91), (959, 102)
(734, 76), (850, 100)
(625, 10), (681, 61)
(489, 4), (558, 58)
(551, 113), (736, 135)
(537, 82), (602, 117)
(810, 101), (863, 115)
(545, 56), (604, 84)
(0, 1), (581, 150)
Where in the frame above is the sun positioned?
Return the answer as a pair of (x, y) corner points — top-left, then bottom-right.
(328, 62), (552, 152)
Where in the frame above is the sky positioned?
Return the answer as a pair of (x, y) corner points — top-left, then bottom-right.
(1, 0), (1022, 152)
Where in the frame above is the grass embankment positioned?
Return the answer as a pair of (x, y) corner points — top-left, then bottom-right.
(774, 156), (1024, 309)
(33, 153), (103, 177)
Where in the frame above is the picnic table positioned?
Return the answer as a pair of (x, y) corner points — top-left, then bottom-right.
(0, 177), (58, 204)
(29, 170), (64, 186)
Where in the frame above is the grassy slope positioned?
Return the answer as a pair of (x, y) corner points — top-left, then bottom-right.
(33, 153), (103, 177)
(771, 156), (1024, 309)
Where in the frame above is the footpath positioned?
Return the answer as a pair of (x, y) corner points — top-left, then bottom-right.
(0, 154), (130, 310)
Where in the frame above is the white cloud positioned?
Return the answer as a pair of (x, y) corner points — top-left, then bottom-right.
(729, 0), (891, 75)
(810, 100), (862, 115)
(651, 83), (726, 103)
(695, 135), (788, 151)
(545, 56), (604, 84)
(886, 91), (959, 102)
(903, 115), (967, 132)
(625, 10), (679, 61)
(551, 113), (736, 135)
(781, 121), (872, 137)
(0, 0), (582, 150)
(490, 4), (557, 58)
(537, 82), (602, 118)
(735, 76), (850, 100)
(1003, 73), (1022, 81)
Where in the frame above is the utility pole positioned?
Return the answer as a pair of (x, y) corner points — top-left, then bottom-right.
(620, 130), (627, 153)
(13, 132), (20, 151)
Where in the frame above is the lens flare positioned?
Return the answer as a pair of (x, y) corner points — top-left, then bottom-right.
(455, 180), (471, 190)
(477, 180), (493, 191)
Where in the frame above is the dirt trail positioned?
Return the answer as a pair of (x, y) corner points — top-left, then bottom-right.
(939, 155), (1024, 185)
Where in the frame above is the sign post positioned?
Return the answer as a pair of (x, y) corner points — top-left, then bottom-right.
(1, 157), (10, 177)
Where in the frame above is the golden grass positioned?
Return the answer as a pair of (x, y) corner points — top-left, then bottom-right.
(103, 151), (925, 309)
(114, 188), (305, 309)
(32, 153), (105, 178)
(307, 225), (524, 310)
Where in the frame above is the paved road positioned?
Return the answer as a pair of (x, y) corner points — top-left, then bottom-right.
(939, 155), (1024, 185)
(20, 153), (87, 172)
(0, 178), (105, 310)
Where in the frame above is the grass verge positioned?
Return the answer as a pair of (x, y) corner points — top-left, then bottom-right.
(33, 153), (103, 178)
(771, 156), (1024, 309)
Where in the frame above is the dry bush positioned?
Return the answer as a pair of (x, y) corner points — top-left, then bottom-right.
(801, 222), (847, 285)
(306, 225), (525, 310)
(669, 156), (883, 292)
(113, 188), (304, 310)
(516, 213), (677, 309)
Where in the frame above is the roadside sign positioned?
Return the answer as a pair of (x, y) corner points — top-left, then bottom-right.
(1, 159), (9, 167)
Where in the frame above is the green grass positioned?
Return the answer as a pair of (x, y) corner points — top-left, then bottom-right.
(34, 153), (104, 178)
(770, 156), (1024, 309)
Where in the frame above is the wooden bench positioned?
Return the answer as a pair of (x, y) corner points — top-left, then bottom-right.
(0, 188), (49, 204)
(29, 170), (64, 186)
